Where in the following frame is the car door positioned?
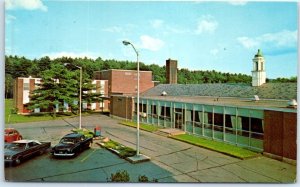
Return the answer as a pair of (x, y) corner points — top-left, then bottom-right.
(24, 142), (39, 158)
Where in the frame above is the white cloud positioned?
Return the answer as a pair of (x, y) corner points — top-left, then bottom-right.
(41, 52), (98, 60)
(237, 30), (297, 49)
(139, 35), (165, 51)
(150, 19), (164, 29)
(5, 14), (16, 24)
(102, 26), (123, 33)
(228, 1), (248, 6)
(6, 0), (48, 11)
(237, 37), (259, 49)
(210, 48), (219, 56)
(195, 15), (218, 34)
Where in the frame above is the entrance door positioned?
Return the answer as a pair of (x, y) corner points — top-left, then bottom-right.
(175, 113), (183, 130)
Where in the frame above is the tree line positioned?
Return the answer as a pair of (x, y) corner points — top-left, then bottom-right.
(5, 55), (297, 100)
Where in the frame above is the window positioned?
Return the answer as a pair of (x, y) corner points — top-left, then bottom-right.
(23, 83), (29, 90)
(225, 115), (232, 128)
(139, 104), (146, 112)
(151, 105), (157, 115)
(161, 106), (171, 117)
(250, 118), (263, 133)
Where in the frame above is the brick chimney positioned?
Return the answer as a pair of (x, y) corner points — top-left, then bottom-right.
(166, 59), (177, 84)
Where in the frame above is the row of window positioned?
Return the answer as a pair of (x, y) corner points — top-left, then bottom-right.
(136, 103), (264, 134)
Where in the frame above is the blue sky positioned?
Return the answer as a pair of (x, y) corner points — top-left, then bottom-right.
(5, 0), (298, 79)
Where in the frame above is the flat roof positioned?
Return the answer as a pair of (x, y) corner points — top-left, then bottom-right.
(140, 95), (297, 113)
(94, 69), (152, 73)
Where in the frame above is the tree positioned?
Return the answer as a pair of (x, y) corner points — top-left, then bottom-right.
(28, 63), (78, 117)
(5, 74), (14, 99)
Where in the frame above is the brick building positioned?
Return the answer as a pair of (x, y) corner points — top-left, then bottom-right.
(14, 77), (42, 113)
(93, 69), (155, 118)
(94, 69), (155, 96)
(13, 77), (109, 114)
(110, 52), (297, 163)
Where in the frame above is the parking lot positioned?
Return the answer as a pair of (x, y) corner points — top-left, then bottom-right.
(4, 114), (297, 183)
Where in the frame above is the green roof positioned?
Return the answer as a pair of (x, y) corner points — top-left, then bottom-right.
(255, 49), (263, 57)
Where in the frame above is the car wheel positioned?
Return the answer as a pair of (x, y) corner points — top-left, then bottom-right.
(15, 157), (22, 165)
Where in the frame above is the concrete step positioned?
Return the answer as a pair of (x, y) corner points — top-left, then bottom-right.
(154, 128), (185, 137)
(153, 130), (170, 137)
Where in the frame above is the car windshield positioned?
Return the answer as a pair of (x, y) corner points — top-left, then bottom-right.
(5, 131), (13, 135)
(5, 143), (26, 150)
(60, 138), (75, 144)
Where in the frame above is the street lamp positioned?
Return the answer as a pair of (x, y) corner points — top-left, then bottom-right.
(122, 40), (140, 156)
(64, 63), (82, 129)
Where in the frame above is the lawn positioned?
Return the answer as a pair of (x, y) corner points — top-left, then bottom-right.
(171, 134), (258, 159)
(5, 99), (75, 125)
(119, 121), (160, 132)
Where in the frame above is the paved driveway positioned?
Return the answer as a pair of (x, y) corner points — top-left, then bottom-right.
(4, 114), (296, 183)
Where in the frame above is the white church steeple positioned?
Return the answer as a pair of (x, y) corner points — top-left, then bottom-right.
(252, 49), (266, 87)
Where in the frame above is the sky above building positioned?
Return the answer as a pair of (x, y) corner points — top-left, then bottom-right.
(5, 0), (298, 79)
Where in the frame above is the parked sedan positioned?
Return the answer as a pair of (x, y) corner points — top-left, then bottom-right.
(4, 140), (51, 166)
(51, 133), (93, 157)
(5, 128), (23, 143)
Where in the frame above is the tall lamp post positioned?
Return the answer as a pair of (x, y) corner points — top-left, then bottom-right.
(122, 40), (140, 156)
(64, 63), (82, 129)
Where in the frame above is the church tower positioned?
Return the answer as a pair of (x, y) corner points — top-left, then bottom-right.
(252, 49), (266, 86)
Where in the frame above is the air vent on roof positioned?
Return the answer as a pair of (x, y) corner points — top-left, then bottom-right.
(287, 99), (297, 108)
(253, 95), (259, 101)
(161, 91), (167, 96)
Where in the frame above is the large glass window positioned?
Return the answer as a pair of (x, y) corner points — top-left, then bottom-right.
(186, 110), (193, 133)
(193, 111), (202, 135)
(151, 105), (157, 115)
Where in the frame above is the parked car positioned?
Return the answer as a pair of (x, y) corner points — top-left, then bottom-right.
(5, 128), (23, 143)
(51, 133), (93, 157)
(4, 140), (51, 166)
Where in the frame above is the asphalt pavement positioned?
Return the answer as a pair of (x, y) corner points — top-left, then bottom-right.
(4, 114), (297, 183)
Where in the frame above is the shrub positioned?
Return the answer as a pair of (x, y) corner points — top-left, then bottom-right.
(118, 147), (136, 158)
(138, 175), (149, 182)
(138, 175), (158, 182)
(108, 170), (130, 182)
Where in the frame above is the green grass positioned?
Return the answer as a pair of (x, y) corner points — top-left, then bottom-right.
(171, 134), (258, 159)
(72, 128), (95, 138)
(102, 139), (136, 158)
(120, 121), (160, 132)
(5, 99), (76, 125)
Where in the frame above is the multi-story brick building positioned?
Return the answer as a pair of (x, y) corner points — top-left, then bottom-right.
(14, 77), (42, 113)
(13, 77), (109, 114)
(93, 69), (155, 118)
(93, 69), (155, 96)
(14, 69), (155, 114)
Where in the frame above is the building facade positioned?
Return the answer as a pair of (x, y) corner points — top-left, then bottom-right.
(110, 52), (297, 163)
(13, 77), (109, 114)
(94, 69), (155, 96)
(134, 96), (295, 161)
(14, 77), (42, 113)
